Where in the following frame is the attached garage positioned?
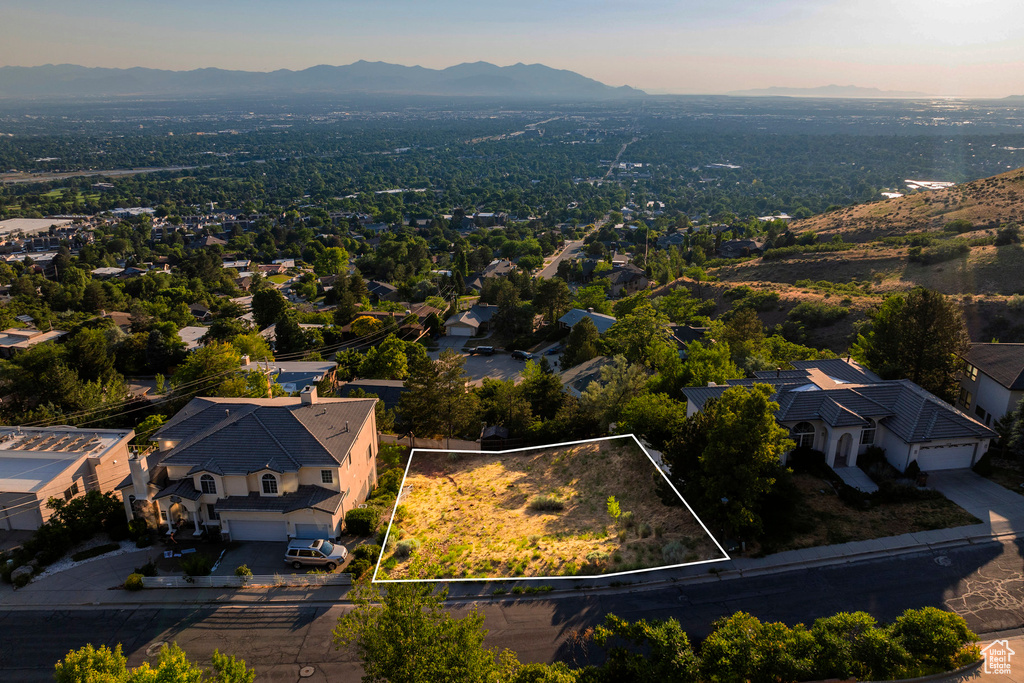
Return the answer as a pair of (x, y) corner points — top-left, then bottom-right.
(294, 522), (335, 539)
(445, 324), (475, 337)
(227, 519), (288, 541)
(916, 443), (977, 471)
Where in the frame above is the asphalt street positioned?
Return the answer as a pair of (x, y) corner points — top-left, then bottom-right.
(3, 540), (1023, 682)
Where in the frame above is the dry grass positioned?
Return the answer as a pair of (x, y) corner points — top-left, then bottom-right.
(763, 473), (980, 554)
(377, 437), (721, 579)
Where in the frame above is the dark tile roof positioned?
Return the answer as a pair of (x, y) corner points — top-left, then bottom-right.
(155, 478), (202, 501)
(211, 485), (346, 515)
(338, 379), (407, 411)
(964, 343), (1024, 390)
(153, 397), (376, 475)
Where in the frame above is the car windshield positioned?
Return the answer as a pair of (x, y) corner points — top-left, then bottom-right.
(319, 540), (334, 554)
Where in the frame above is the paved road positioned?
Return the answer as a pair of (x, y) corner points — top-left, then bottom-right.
(3, 540), (1023, 682)
(536, 239), (584, 280)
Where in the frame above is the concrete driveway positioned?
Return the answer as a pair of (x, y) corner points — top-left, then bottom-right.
(213, 541), (289, 576)
(461, 352), (526, 386)
(927, 470), (1024, 535)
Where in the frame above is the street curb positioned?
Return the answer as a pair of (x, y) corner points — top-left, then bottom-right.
(0, 530), (1014, 611)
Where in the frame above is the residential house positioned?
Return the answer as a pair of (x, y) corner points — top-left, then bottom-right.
(91, 267), (125, 280)
(0, 427), (134, 530)
(656, 232), (688, 249)
(681, 359), (996, 472)
(444, 303), (498, 337)
(482, 259), (515, 279)
(118, 389), (378, 541)
(366, 280), (400, 303)
(337, 379), (408, 411)
(607, 263), (650, 297)
(189, 304), (213, 323)
(957, 343), (1024, 425)
(241, 359), (337, 394)
(717, 238), (765, 259)
(0, 327), (69, 359)
(558, 308), (617, 335)
(559, 356), (615, 398)
(177, 326), (207, 352)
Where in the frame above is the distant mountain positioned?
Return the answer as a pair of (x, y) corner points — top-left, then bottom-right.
(726, 84), (932, 99)
(0, 61), (644, 100)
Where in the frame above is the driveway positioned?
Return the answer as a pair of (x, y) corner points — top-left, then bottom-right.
(213, 541), (289, 576)
(461, 353), (525, 386)
(928, 470), (1024, 535)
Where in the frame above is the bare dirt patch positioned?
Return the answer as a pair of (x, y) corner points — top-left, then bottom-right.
(375, 437), (723, 580)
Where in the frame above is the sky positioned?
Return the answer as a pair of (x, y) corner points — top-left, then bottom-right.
(1, 0), (1022, 98)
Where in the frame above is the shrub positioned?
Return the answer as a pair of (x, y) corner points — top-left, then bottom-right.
(908, 240), (971, 265)
(345, 507), (382, 536)
(234, 564), (253, 579)
(128, 518), (150, 542)
(904, 460), (921, 479)
(179, 553), (213, 577)
(972, 452), (993, 476)
(71, 542), (121, 562)
(810, 611), (909, 681)
(661, 540), (691, 564)
(352, 544), (382, 562)
(12, 571), (32, 588)
(620, 511), (635, 528)
(371, 469), (404, 500)
(395, 538), (421, 559)
(528, 495), (565, 513)
(606, 496), (621, 520)
(699, 612), (816, 683)
(124, 573), (145, 591)
(888, 607), (977, 673)
(133, 560), (158, 577)
(944, 219), (974, 233)
(787, 301), (849, 328)
(347, 557), (372, 579)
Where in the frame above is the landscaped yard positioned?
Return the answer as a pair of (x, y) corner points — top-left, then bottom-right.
(375, 437), (724, 580)
(984, 459), (1024, 496)
(267, 274), (291, 284)
(761, 473), (981, 554)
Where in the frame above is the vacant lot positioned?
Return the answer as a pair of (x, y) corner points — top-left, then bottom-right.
(376, 437), (723, 580)
(761, 473), (980, 554)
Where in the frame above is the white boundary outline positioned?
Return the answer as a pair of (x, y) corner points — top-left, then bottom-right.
(371, 434), (731, 583)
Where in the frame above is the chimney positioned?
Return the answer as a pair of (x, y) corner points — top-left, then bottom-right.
(241, 355), (250, 366)
(301, 386), (318, 405)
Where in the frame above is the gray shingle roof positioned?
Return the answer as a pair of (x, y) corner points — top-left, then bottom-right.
(558, 308), (617, 334)
(153, 397), (376, 475)
(155, 478), (202, 501)
(212, 485), (345, 515)
(964, 343), (1024, 390)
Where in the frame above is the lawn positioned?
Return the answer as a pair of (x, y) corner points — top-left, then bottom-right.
(267, 274), (291, 284)
(759, 473), (981, 554)
(984, 459), (1024, 496)
(375, 437), (724, 580)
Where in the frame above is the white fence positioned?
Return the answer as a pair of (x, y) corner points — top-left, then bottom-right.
(141, 573), (352, 589)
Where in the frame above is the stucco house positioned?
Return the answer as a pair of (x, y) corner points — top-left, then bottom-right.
(0, 427), (134, 530)
(682, 359), (995, 473)
(444, 303), (498, 337)
(956, 343), (1024, 426)
(118, 388), (378, 541)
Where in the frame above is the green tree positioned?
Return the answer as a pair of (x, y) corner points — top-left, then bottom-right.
(699, 612), (816, 683)
(172, 342), (242, 397)
(399, 350), (477, 440)
(54, 642), (255, 683)
(475, 378), (532, 437)
(314, 246), (350, 276)
(358, 334), (409, 379)
(561, 317), (601, 369)
(572, 285), (613, 315)
(696, 384), (793, 537)
(534, 277), (572, 324)
(251, 288), (287, 329)
(351, 315), (382, 338)
(616, 392), (687, 450)
(333, 582), (512, 683)
(230, 332), (274, 362)
(604, 300), (672, 367)
(852, 288), (969, 401)
(592, 614), (699, 683)
(579, 355), (648, 430)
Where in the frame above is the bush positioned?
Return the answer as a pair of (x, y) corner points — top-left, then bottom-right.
(371, 469), (404, 500)
(128, 518), (150, 543)
(234, 564), (253, 579)
(888, 607), (977, 673)
(661, 540), (691, 564)
(12, 571), (32, 588)
(908, 240), (971, 265)
(528, 495), (565, 512)
(395, 538), (421, 559)
(345, 507), (382, 536)
(904, 460), (921, 479)
(124, 573), (145, 591)
(179, 553), (213, 577)
(972, 452), (993, 476)
(787, 301), (849, 328)
(133, 560), (158, 577)
(810, 611), (909, 680)
(352, 544), (382, 562)
(71, 543), (121, 562)
(346, 557), (372, 579)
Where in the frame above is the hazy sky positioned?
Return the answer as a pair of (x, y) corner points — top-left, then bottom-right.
(2, 0), (1022, 97)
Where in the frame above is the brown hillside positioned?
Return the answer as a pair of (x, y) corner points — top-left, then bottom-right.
(790, 166), (1024, 242)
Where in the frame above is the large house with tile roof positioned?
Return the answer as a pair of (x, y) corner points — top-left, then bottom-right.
(956, 343), (1024, 426)
(681, 359), (996, 473)
(118, 387), (378, 541)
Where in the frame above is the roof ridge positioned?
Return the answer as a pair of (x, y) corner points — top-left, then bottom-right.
(170, 403), (258, 454)
(291, 400), (376, 465)
(249, 409), (301, 470)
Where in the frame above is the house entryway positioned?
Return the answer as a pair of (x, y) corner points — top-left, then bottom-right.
(834, 433), (852, 468)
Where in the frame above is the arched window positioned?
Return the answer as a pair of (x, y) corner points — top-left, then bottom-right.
(792, 422), (815, 450)
(200, 474), (216, 495)
(262, 473), (278, 494)
(861, 418), (877, 445)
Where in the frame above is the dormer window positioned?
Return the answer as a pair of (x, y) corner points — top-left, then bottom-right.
(262, 473), (278, 494)
(200, 474), (216, 495)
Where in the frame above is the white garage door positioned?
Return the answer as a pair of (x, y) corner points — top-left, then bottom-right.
(294, 523), (334, 539)
(917, 443), (977, 471)
(447, 325), (473, 337)
(228, 520), (288, 541)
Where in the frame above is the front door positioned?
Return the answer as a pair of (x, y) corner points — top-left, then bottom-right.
(835, 433), (852, 467)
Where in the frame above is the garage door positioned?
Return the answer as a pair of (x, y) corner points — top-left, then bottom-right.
(294, 523), (334, 539)
(227, 520), (288, 541)
(917, 443), (977, 471)
(447, 325), (473, 337)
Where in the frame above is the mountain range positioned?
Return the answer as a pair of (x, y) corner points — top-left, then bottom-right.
(726, 85), (932, 99)
(0, 61), (643, 100)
